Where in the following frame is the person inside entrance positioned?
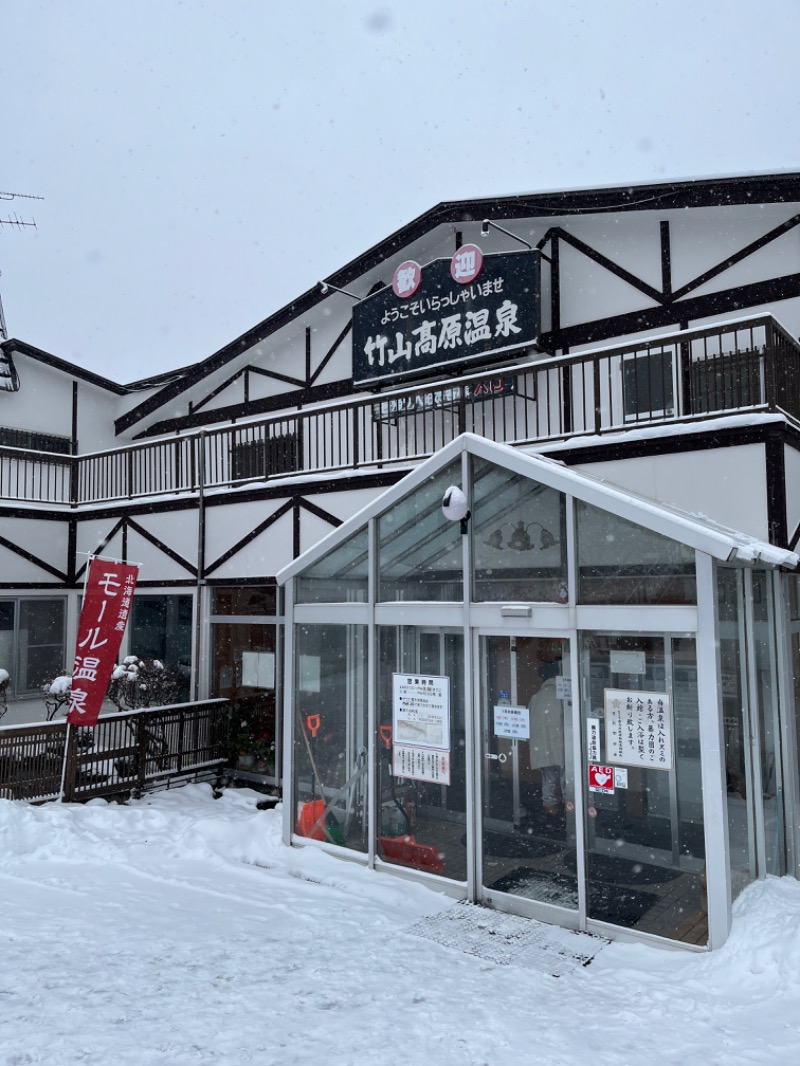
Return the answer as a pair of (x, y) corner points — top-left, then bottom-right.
(527, 643), (566, 816)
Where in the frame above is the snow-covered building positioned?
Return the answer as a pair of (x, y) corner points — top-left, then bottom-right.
(3, 171), (800, 950)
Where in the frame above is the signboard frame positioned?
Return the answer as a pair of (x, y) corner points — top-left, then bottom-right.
(352, 249), (541, 389)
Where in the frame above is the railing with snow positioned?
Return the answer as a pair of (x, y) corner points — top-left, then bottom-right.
(0, 698), (231, 803)
(3, 315), (799, 506)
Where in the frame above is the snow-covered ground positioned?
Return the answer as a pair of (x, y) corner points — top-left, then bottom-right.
(1, 785), (799, 1066)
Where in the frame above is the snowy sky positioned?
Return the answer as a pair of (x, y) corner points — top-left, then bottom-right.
(1, 784), (799, 1064)
(2, 1), (799, 383)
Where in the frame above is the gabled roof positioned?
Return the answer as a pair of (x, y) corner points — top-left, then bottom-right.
(277, 433), (799, 584)
(1, 337), (130, 394)
(115, 171), (800, 436)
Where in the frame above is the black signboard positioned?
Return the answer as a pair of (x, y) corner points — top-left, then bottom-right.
(352, 250), (540, 389)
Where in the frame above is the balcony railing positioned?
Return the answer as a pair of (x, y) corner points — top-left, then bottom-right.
(3, 314), (799, 507)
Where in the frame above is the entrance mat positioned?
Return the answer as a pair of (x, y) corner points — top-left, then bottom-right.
(490, 867), (659, 926)
(593, 813), (706, 858)
(462, 830), (562, 860)
(407, 902), (607, 976)
(563, 850), (682, 886)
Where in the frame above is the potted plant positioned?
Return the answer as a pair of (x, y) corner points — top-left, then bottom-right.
(233, 719), (257, 769)
(252, 731), (276, 775)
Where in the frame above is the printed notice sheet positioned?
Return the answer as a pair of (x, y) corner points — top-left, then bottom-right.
(604, 688), (673, 770)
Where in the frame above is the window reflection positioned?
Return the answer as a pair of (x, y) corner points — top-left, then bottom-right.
(577, 501), (696, 605)
(130, 595), (192, 703)
(295, 529), (369, 604)
(581, 632), (707, 944)
(377, 626), (465, 880)
(293, 625), (368, 854)
(471, 458), (568, 602)
(378, 463), (463, 602)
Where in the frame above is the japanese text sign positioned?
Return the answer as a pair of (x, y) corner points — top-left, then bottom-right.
(391, 672), (451, 785)
(68, 558), (140, 727)
(604, 688), (674, 771)
(493, 704), (530, 740)
(392, 745), (451, 785)
(352, 250), (540, 388)
(392, 673), (450, 749)
(371, 374), (516, 423)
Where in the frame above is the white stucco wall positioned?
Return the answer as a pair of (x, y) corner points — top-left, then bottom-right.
(572, 444), (769, 540)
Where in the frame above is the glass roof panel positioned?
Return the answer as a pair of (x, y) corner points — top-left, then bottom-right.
(471, 456), (568, 602)
(295, 527), (369, 603)
(577, 499), (696, 605)
(378, 461), (463, 602)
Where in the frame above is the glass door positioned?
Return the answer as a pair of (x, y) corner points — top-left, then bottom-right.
(377, 625), (467, 882)
(478, 633), (579, 915)
(580, 632), (708, 944)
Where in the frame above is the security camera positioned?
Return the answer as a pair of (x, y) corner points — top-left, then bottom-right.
(319, 282), (329, 294)
(442, 485), (470, 533)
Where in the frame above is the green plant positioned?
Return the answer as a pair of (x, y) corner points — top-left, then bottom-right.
(233, 717), (275, 771)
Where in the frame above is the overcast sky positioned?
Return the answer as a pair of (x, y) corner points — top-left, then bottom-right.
(3, 1), (799, 383)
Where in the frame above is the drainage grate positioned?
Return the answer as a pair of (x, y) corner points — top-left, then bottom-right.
(407, 903), (607, 976)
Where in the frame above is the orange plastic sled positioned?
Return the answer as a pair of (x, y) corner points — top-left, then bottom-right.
(379, 834), (444, 875)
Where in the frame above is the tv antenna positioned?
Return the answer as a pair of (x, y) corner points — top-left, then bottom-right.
(0, 189), (42, 230)
(0, 189), (44, 339)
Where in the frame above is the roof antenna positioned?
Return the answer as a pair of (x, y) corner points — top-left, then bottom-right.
(0, 188), (42, 230)
(0, 189), (44, 339)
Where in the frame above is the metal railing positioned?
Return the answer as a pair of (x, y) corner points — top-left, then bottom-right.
(0, 699), (230, 803)
(4, 315), (799, 507)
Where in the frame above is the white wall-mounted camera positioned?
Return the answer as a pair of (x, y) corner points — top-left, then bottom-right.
(442, 485), (470, 533)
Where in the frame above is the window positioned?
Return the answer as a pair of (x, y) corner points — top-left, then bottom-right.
(129, 595), (193, 703)
(212, 585), (277, 616)
(0, 598), (67, 696)
(577, 500), (696, 605)
(378, 461), (463, 602)
(293, 624), (368, 853)
(296, 530), (369, 604)
(623, 349), (675, 421)
(471, 456), (568, 602)
(210, 585), (280, 781)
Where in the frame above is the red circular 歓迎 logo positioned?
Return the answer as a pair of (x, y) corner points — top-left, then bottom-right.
(450, 243), (484, 284)
(392, 260), (422, 299)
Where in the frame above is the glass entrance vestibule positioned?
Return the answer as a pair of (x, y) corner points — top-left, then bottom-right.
(278, 434), (800, 951)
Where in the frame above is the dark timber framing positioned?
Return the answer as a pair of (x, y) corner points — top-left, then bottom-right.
(101, 175), (800, 443)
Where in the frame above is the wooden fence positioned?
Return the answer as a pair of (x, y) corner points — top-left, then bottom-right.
(0, 699), (231, 804)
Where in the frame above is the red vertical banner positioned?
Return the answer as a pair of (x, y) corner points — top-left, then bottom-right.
(67, 558), (140, 727)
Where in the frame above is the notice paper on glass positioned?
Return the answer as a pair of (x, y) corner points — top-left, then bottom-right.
(392, 744), (451, 785)
(392, 673), (450, 750)
(299, 655), (321, 693)
(604, 688), (673, 770)
(493, 704), (530, 740)
(241, 651), (275, 689)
